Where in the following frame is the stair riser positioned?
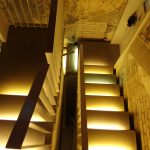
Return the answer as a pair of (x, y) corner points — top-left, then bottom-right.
(85, 84), (120, 96)
(84, 66), (113, 74)
(84, 74), (116, 84)
(86, 96), (124, 111)
(88, 130), (137, 150)
(87, 111), (130, 130)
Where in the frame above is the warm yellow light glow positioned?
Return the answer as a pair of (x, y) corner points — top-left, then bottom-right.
(0, 114), (46, 122)
(84, 70), (111, 74)
(86, 96), (124, 112)
(0, 89), (28, 96)
(31, 114), (47, 122)
(85, 84), (120, 96)
(87, 123), (126, 130)
(0, 148), (14, 150)
(84, 74), (116, 84)
(22, 145), (51, 150)
(62, 55), (67, 74)
(64, 38), (69, 47)
(0, 84), (31, 96)
(89, 145), (128, 150)
(74, 47), (78, 71)
(88, 130), (137, 150)
(85, 80), (113, 84)
(0, 121), (15, 148)
(84, 66), (113, 74)
(31, 114), (46, 122)
(87, 111), (129, 130)
(0, 116), (17, 121)
(86, 106), (123, 111)
(85, 92), (117, 96)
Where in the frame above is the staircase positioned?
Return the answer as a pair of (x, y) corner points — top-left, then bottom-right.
(0, 64), (57, 149)
(77, 42), (137, 150)
(85, 65), (137, 150)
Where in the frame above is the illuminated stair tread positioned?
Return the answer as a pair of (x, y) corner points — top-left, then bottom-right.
(0, 95), (54, 122)
(86, 96), (124, 111)
(0, 120), (51, 148)
(22, 144), (51, 150)
(87, 110), (130, 130)
(84, 74), (116, 84)
(0, 120), (15, 148)
(29, 122), (53, 133)
(88, 129), (137, 150)
(82, 45), (137, 150)
(84, 65), (114, 74)
(23, 127), (51, 147)
(0, 95), (26, 121)
(85, 83), (120, 96)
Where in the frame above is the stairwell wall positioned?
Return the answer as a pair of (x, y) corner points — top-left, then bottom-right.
(116, 19), (150, 150)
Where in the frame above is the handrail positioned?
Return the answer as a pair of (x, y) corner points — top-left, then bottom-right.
(79, 44), (88, 150)
(6, 63), (49, 149)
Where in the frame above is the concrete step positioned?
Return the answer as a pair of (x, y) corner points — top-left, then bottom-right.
(84, 65), (114, 74)
(84, 74), (116, 84)
(0, 120), (52, 148)
(85, 83), (120, 96)
(87, 110), (130, 130)
(0, 95), (54, 122)
(86, 96), (124, 111)
(88, 129), (137, 150)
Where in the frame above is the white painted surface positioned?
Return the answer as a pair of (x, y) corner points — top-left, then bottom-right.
(111, 0), (144, 45)
(115, 9), (150, 71)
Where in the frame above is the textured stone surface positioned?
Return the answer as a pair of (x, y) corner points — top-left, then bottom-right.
(139, 22), (150, 48)
(117, 54), (150, 150)
(0, 0), (50, 26)
(1, 0), (127, 39)
(64, 0), (126, 41)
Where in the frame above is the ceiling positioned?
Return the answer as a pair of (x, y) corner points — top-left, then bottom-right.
(0, 0), (127, 41)
(0, 0), (51, 28)
(64, 0), (127, 41)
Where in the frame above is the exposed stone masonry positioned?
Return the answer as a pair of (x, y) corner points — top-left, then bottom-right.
(117, 54), (150, 150)
(64, 0), (127, 40)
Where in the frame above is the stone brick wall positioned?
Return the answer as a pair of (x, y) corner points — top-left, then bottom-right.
(64, 0), (126, 40)
(117, 54), (150, 150)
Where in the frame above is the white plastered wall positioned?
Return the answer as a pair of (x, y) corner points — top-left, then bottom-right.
(111, 0), (144, 52)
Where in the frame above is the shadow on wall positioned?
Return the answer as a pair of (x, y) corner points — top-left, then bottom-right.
(0, 26), (48, 95)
